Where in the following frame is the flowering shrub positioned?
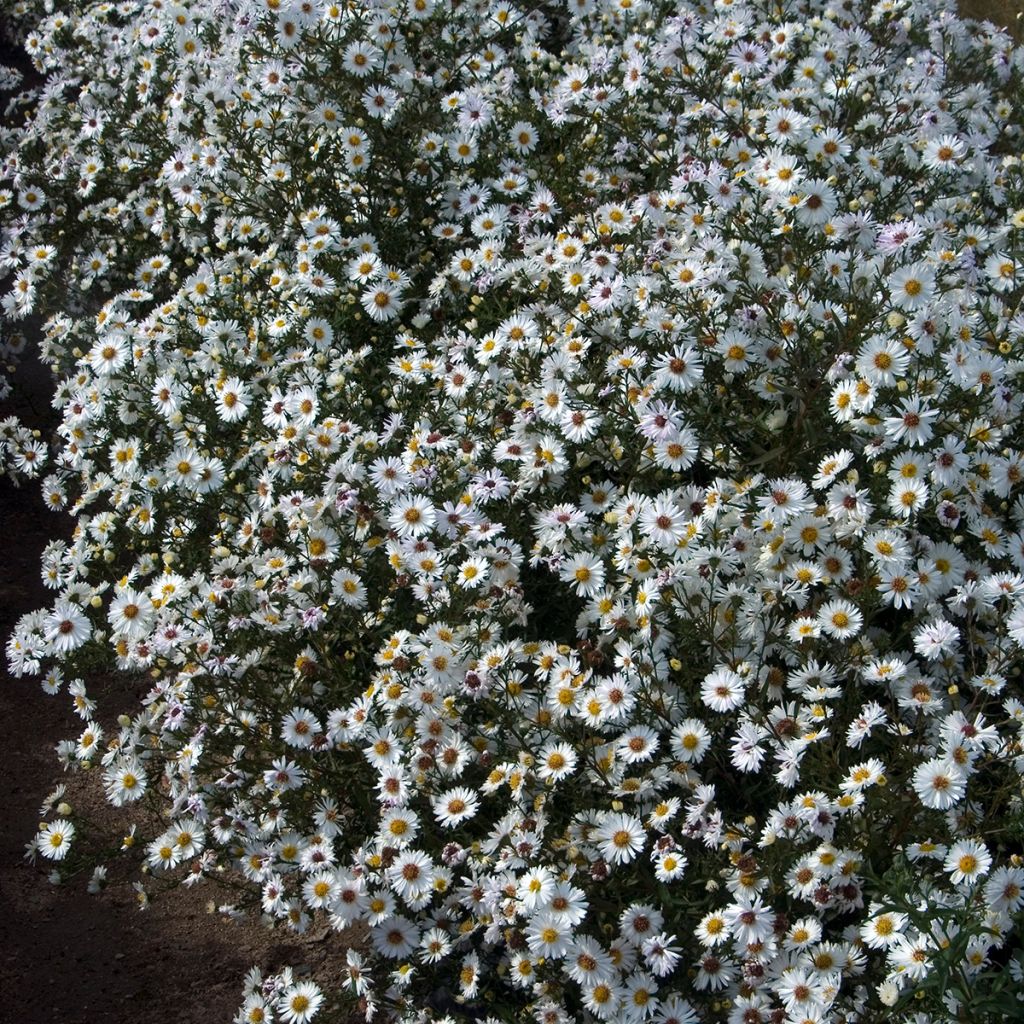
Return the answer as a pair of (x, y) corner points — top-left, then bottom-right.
(4, 0), (1024, 1022)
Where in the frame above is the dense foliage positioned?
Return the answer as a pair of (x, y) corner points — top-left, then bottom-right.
(3, 1), (1024, 1022)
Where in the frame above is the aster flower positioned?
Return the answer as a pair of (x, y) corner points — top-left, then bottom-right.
(43, 601), (91, 654)
(526, 913), (573, 960)
(884, 396), (940, 447)
(214, 376), (250, 422)
(361, 282), (404, 321)
(888, 263), (936, 311)
(913, 618), (960, 660)
(108, 588), (154, 640)
(670, 719), (711, 763)
(699, 667), (746, 713)
(944, 840), (992, 886)
(432, 787), (479, 828)
(561, 553), (606, 597)
(278, 981), (323, 1024)
(922, 134), (965, 171)
(984, 866), (1024, 913)
(37, 819), (75, 861)
(860, 909), (908, 950)
(912, 758), (967, 810)
(817, 599), (863, 640)
(594, 812), (646, 866)
(537, 741), (578, 782)
(887, 932), (935, 982)
(388, 496), (436, 538)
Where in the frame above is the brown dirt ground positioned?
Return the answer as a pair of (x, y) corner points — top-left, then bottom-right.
(0, 352), (355, 1024)
(960, 0), (1024, 40)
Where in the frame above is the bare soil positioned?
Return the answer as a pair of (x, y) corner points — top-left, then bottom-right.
(960, 0), (1024, 40)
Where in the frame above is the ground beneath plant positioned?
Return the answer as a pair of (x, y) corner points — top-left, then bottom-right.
(0, 350), (355, 1024)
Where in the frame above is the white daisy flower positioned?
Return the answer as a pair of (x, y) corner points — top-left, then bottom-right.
(594, 811), (646, 865)
(38, 819), (75, 861)
(912, 758), (966, 809)
(537, 741), (578, 782)
(388, 496), (436, 538)
(888, 262), (936, 310)
(700, 667), (746, 713)
(104, 758), (148, 806)
(278, 981), (323, 1024)
(431, 787), (479, 828)
(360, 282), (404, 321)
(944, 839), (992, 886)
(561, 553), (606, 597)
(817, 598), (862, 640)
(860, 909), (908, 949)
(44, 601), (91, 653)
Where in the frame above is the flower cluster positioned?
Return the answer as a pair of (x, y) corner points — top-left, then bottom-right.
(4, 1), (1024, 1023)
(0, 412), (47, 480)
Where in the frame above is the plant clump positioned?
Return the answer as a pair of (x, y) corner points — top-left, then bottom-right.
(2, 1), (1024, 1022)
